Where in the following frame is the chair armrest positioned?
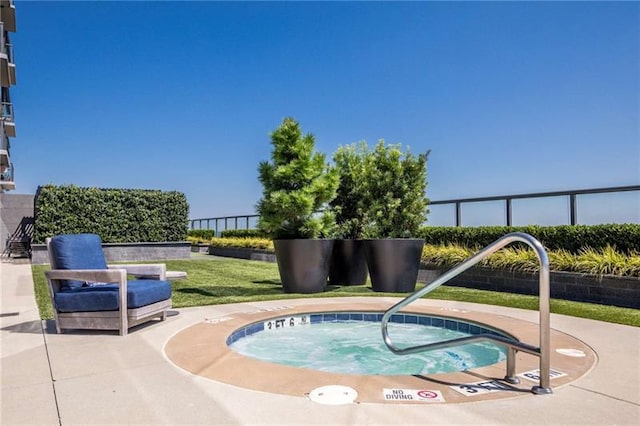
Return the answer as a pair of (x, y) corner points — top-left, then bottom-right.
(108, 263), (167, 280)
(45, 268), (129, 332)
(45, 269), (127, 284)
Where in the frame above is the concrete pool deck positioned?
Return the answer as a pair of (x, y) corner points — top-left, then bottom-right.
(2, 261), (639, 425)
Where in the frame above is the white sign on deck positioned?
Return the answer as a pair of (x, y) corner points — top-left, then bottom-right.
(382, 388), (445, 402)
(450, 380), (513, 396)
(264, 315), (310, 331)
(518, 368), (567, 382)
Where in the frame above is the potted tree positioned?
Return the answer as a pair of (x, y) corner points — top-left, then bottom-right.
(361, 140), (430, 293)
(256, 118), (338, 293)
(328, 142), (369, 285)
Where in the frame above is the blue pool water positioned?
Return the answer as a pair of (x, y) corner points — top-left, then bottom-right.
(228, 312), (508, 375)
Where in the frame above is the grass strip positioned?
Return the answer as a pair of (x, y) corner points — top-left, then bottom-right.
(32, 256), (639, 327)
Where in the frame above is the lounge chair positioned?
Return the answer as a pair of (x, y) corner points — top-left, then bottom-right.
(45, 233), (172, 336)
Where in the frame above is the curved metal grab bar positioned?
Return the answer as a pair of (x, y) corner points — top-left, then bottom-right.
(381, 232), (552, 394)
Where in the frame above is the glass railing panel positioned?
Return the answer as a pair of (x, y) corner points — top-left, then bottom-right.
(5, 43), (13, 62)
(0, 130), (9, 151)
(0, 163), (13, 182)
(1, 101), (13, 120)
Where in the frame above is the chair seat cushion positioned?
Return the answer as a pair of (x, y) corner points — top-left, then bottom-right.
(54, 280), (172, 313)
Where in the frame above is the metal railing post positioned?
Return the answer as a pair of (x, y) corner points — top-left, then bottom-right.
(569, 194), (577, 225)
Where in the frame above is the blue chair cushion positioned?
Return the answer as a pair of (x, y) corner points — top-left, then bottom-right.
(54, 280), (172, 313)
(50, 234), (108, 290)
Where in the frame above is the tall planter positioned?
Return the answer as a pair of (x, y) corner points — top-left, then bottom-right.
(364, 239), (425, 292)
(328, 239), (368, 286)
(256, 118), (339, 294)
(274, 239), (334, 294)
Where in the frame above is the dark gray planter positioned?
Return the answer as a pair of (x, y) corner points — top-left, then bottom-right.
(329, 239), (368, 286)
(273, 239), (335, 294)
(364, 238), (425, 293)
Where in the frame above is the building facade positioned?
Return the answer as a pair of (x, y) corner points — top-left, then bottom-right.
(0, 0), (16, 192)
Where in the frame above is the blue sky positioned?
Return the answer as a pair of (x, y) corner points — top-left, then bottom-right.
(11, 1), (640, 225)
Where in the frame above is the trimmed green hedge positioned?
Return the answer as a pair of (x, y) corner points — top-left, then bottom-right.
(220, 229), (267, 238)
(188, 229), (217, 240)
(187, 229), (267, 241)
(419, 224), (640, 254)
(196, 224), (640, 254)
(33, 184), (189, 244)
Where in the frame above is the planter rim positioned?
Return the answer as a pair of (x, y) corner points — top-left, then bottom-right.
(361, 238), (425, 241)
(272, 238), (335, 241)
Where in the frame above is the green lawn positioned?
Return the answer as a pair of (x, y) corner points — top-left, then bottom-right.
(31, 256), (640, 327)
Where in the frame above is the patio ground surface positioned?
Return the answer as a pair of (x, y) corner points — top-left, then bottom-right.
(1, 260), (639, 425)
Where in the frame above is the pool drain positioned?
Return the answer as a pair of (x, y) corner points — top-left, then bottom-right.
(308, 385), (358, 405)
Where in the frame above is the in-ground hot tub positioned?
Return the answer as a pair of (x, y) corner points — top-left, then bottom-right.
(165, 300), (597, 404)
(227, 312), (511, 376)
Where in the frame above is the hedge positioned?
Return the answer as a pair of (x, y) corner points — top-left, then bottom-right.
(419, 224), (640, 254)
(189, 223), (640, 254)
(188, 229), (218, 240)
(220, 229), (267, 238)
(33, 184), (189, 243)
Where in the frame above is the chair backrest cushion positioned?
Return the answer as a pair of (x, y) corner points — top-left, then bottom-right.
(49, 233), (108, 290)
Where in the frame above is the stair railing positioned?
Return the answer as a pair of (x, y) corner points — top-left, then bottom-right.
(381, 232), (552, 394)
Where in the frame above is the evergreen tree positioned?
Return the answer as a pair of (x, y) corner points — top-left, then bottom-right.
(330, 142), (369, 239)
(256, 118), (338, 239)
(361, 140), (430, 238)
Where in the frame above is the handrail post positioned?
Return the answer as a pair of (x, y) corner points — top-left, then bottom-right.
(534, 243), (552, 394)
(505, 347), (519, 384)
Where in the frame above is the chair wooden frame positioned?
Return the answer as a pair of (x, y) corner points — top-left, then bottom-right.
(44, 238), (172, 336)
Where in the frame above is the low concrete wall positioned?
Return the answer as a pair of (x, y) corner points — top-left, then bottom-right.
(208, 246), (276, 263)
(0, 193), (35, 256)
(419, 265), (640, 310)
(191, 244), (210, 253)
(31, 241), (191, 265)
(203, 247), (639, 309)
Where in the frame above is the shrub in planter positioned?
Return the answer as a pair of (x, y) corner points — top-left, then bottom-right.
(256, 117), (339, 293)
(328, 142), (369, 285)
(360, 140), (430, 292)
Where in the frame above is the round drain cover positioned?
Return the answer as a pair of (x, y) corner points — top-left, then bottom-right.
(308, 385), (358, 405)
(556, 348), (586, 357)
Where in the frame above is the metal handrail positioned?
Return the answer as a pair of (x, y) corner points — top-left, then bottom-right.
(381, 232), (552, 394)
(430, 185), (640, 226)
(189, 185), (640, 229)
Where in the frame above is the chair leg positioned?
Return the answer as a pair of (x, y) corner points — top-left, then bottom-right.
(161, 310), (167, 321)
(119, 308), (128, 336)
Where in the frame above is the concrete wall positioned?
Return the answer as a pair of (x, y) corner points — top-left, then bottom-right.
(420, 265), (640, 310)
(31, 241), (191, 265)
(0, 193), (35, 256)
(208, 246), (276, 263)
(207, 246), (639, 309)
